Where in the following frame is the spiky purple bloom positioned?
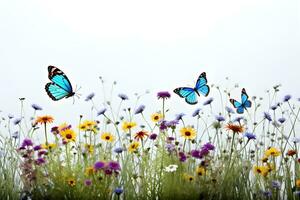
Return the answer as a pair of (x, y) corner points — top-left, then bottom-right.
(191, 150), (201, 159)
(192, 108), (201, 117)
(203, 142), (215, 151)
(35, 157), (46, 165)
(149, 133), (158, 140)
(157, 91), (171, 99)
(203, 97), (214, 106)
(225, 106), (235, 114)
(114, 187), (124, 195)
(85, 93), (95, 101)
(97, 108), (107, 116)
(199, 147), (210, 157)
(21, 138), (33, 147)
(134, 105), (145, 115)
(94, 161), (106, 170)
(114, 147), (124, 154)
(108, 161), (121, 171)
(13, 118), (22, 125)
(175, 113), (185, 121)
(263, 112), (272, 122)
(244, 132), (256, 140)
(283, 94), (292, 102)
(84, 179), (92, 186)
(215, 115), (225, 122)
(118, 93), (129, 100)
(179, 152), (187, 162)
(31, 104), (43, 111)
(278, 117), (286, 124)
(33, 145), (42, 151)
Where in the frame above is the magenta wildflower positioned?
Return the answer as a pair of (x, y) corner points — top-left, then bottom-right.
(179, 152), (187, 162)
(149, 133), (158, 140)
(157, 91), (171, 99)
(84, 179), (92, 186)
(35, 157), (46, 165)
(94, 161), (106, 170)
(21, 138), (33, 147)
(107, 161), (121, 171)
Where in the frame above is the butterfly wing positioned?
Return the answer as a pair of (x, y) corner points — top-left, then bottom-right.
(241, 88), (252, 108)
(45, 83), (70, 101)
(230, 99), (244, 114)
(195, 72), (210, 96)
(174, 87), (198, 105)
(45, 66), (74, 100)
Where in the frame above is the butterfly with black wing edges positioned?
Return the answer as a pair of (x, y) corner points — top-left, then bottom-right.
(173, 72), (210, 105)
(230, 88), (252, 114)
(45, 66), (78, 101)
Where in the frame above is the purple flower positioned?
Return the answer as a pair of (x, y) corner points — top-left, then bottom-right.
(157, 91), (171, 99)
(262, 190), (272, 198)
(283, 94), (292, 102)
(33, 145), (42, 151)
(31, 104), (43, 111)
(244, 132), (256, 140)
(179, 152), (187, 162)
(114, 147), (124, 154)
(225, 106), (235, 114)
(165, 143), (176, 152)
(199, 148), (209, 157)
(97, 108), (107, 116)
(94, 161), (106, 170)
(278, 117), (286, 124)
(114, 187), (124, 195)
(233, 116), (244, 123)
(84, 179), (92, 186)
(166, 120), (179, 128)
(85, 93), (95, 101)
(192, 108), (201, 117)
(21, 138), (33, 147)
(215, 115), (225, 122)
(51, 126), (59, 135)
(13, 118), (22, 125)
(35, 157), (46, 165)
(271, 180), (281, 189)
(263, 112), (272, 122)
(134, 105), (145, 115)
(107, 161), (121, 171)
(175, 113), (185, 121)
(149, 133), (158, 140)
(191, 149), (201, 159)
(203, 97), (214, 106)
(270, 104), (278, 111)
(203, 142), (215, 151)
(118, 93), (129, 100)
(159, 120), (168, 131)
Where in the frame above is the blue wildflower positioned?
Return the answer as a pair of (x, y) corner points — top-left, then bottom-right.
(8, 114), (14, 119)
(263, 112), (272, 122)
(13, 118), (22, 125)
(192, 108), (201, 117)
(278, 117), (286, 124)
(175, 113), (185, 121)
(134, 105), (145, 115)
(271, 180), (281, 189)
(233, 116), (244, 123)
(114, 187), (123, 195)
(283, 94), (292, 102)
(203, 97), (214, 106)
(225, 106), (235, 114)
(31, 104), (43, 111)
(244, 132), (256, 140)
(114, 147), (124, 154)
(118, 93), (129, 100)
(85, 93), (95, 101)
(215, 115), (225, 122)
(97, 108), (107, 116)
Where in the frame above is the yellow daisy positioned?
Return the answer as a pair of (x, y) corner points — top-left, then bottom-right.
(83, 144), (94, 154)
(265, 147), (281, 157)
(60, 129), (76, 143)
(180, 126), (197, 140)
(296, 179), (300, 188)
(183, 173), (195, 182)
(101, 132), (115, 143)
(196, 166), (206, 176)
(85, 166), (95, 176)
(128, 141), (140, 153)
(67, 178), (76, 187)
(122, 121), (137, 132)
(151, 113), (163, 122)
(253, 165), (269, 177)
(41, 143), (57, 150)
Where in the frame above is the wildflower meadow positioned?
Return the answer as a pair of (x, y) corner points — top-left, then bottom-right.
(0, 74), (300, 200)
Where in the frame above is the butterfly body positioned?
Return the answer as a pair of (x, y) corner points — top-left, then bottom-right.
(45, 66), (75, 101)
(230, 88), (252, 114)
(174, 72), (210, 105)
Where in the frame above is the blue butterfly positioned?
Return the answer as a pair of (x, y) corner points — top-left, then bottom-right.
(45, 66), (75, 101)
(230, 88), (252, 114)
(173, 72), (210, 105)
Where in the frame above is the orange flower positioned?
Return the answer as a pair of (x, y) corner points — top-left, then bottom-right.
(287, 149), (297, 157)
(225, 123), (244, 133)
(134, 130), (149, 141)
(35, 115), (54, 124)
